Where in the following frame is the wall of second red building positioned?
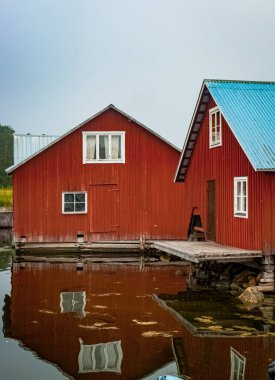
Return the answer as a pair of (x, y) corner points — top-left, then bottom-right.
(12, 108), (185, 243)
(182, 97), (275, 253)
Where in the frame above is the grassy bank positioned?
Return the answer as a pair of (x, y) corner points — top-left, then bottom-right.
(0, 188), (13, 208)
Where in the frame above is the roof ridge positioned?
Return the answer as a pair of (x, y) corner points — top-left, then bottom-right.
(204, 79), (275, 85)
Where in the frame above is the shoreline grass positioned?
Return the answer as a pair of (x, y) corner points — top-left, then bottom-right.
(0, 188), (13, 208)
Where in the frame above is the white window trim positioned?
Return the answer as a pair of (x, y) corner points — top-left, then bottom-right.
(82, 131), (125, 164)
(60, 291), (86, 316)
(230, 347), (246, 380)
(209, 106), (222, 148)
(234, 177), (248, 218)
(78, 339), (123, 373)
(62, 191), (87, 214)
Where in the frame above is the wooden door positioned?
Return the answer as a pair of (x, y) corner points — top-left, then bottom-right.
(206, 180), (216, 241)
(89, 184), (119, 234)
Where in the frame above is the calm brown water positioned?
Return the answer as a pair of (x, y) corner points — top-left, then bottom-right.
(1, 249), (275, 380)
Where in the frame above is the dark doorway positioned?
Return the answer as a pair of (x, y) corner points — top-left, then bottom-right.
(206, 180), (216, 241)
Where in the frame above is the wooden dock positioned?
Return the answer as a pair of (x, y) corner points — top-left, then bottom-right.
(151, 240), (262, 263)
(15, 241), (141, 254)
(14, 239), (263, 264)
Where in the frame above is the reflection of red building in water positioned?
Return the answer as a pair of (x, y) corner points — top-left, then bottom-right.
(8, 262), (275, 380)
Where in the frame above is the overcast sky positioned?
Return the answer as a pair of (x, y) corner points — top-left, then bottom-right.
(1, 0), (274, 148)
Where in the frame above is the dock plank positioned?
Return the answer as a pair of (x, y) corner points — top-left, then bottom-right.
(151, 240), (262, 263)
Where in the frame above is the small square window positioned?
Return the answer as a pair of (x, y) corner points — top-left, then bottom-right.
(62, 192), (87, 214)
(209, 107), (222, 148)
(83, 132), (125, 164)
(234, 177), (248, 218)
(60, 291), (86, 316)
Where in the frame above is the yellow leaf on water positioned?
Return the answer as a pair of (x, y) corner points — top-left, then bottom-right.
(208, 325), (223, 331)
(132, 319), (157, 325)
(195, 316), (214, 323)
(37, 309), (56, 314)
(233, 326), (257, 332)
(142, 331), (176, 338)
(79, 325), (119, 330)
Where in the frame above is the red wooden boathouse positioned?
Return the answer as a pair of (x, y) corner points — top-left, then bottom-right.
(175, 80), (275, 255)
(7, 105), (185, 244)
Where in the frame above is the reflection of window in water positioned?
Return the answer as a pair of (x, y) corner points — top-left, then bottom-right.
(60, 291), (86, 316)
(230, 347), (246, 380)
(78, 338), (123, 373)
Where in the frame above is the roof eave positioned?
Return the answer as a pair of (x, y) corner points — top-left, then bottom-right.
(174, 81), (208, 182)
(255, 168), (275, 172)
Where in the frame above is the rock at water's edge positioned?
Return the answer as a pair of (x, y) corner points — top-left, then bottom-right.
(238, 286), (264, 307)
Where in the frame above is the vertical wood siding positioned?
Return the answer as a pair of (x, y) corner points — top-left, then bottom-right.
(12, 109), (185, 243)
(183, 97), (275, 253)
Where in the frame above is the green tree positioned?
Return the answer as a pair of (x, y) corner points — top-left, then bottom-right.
(0, 125), (14, 187)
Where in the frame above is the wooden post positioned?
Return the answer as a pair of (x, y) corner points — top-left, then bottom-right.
(257, 255), (275, 292)
(139, 234), (146, 252)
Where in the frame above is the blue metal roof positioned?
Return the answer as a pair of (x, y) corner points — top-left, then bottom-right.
(205, 80), (275, 170)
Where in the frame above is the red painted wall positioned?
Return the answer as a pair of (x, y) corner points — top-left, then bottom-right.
(12, 108), (185, 243)
(9, 262), (275, 380)
(182, 97), (275, 253)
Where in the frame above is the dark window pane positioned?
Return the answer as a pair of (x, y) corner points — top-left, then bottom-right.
(237, 182), (241, 196)
(64, 203), (74, 212)
(62, 293), (73, 302)
(75, 203), (85, 212)
(64, 193), (74, 202)
(75, 193), (85, 202)
(99, 135), (109, 159)
(94, 345), (105, 370)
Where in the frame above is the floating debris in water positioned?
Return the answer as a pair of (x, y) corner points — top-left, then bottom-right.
(142, 331), (178, 338)
(37, 309), (56, 314)
(132, 319), (157, 325)
(233, 325), (258, 332)
(90, 293), (121, 297)
(194, 316), (214, 323)
(79, 324), (119, 330)
(237, 314), (266, 322)
(207, 325), (223, 331)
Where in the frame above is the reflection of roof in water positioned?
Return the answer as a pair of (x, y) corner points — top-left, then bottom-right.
(154, 290), (275, 336)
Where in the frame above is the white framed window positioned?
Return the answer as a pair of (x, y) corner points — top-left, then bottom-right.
(230, 347), (246, 380)
(62, 192), (87, 214)
(60, 291), (86, 316)
(209, 106), (222, 147)
(83, 131), (125, 163)
(234, 177), (248, 218)
(78, 339), (123, 373)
